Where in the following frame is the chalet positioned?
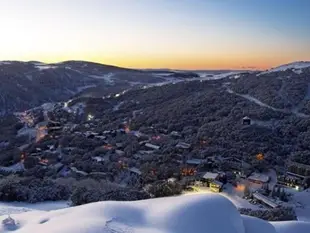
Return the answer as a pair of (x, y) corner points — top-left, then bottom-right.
(210, 180), (223, 193)
(176, 142), (191, 149)
(202, 172), (219, 182)
(115, 150), (125, 156)
(128, 167), (142, 176)
(287, 161), (310, 177)
(248, 172), (270, 184)
(253, 193), (280, 209)
(145, 143), (160, 150)
(277, 173), (304, 190)
(186, 159), (204, 166)
(242, 116), (251, 125)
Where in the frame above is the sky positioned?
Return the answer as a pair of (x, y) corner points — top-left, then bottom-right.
(0, 0), (309, 70)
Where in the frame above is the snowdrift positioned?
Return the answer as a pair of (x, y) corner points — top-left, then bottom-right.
(0, 194), (309, 233)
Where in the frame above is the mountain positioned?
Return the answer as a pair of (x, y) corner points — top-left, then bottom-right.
(261, 61), (310, 74)
(0, 60), (256, 115)
(0, 194), (309, 233)
(0, 61), (167, 115)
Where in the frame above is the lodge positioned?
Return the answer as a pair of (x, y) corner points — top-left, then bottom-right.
(253, 193), (280, 209)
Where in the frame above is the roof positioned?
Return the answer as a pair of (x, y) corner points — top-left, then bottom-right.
(248, 173), (269, 183)
(243, 116), (250, 120)
(186, 159), (204, 165)
(211, 180), (223, 187)
(253, 193), (279, 208)
(145, 143), (160, 150)
(202, 172), (219, 180)
(176, 142), (191, 149)
(129, 167), (142, 175)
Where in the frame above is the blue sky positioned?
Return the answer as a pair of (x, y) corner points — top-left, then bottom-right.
(0, 0), (309, 69)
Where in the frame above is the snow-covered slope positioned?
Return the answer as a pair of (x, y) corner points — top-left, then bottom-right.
(261, 61), (310, 74)
(0, 194), (309, 233)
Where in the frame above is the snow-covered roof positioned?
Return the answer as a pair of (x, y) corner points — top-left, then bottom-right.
(203, 172), (219, 180)
(186, 159), (204, 165)
(248, 173), (269, 183)
(145, 143), (160, 150)
(0, 194), (308, 233)
(253, 193), (279, 208)
(128, 167), (142, 175)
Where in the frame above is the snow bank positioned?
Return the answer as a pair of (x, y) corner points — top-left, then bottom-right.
(0, 194), (308, 233)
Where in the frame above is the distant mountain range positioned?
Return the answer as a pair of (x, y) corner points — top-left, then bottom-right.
(0, 60), (309, 115)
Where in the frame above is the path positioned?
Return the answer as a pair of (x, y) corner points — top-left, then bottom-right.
(225, 86), (310, 118)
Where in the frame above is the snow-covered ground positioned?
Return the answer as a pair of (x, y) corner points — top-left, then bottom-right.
(260, 61), (310, 75)
(90, 73), (115, 84)
(0, 194), (308, 233)
(0, 201), (68, 216)
(184, 185), (260, 210)
(35, 64), (57, 71)
(287, 189), (310, 222)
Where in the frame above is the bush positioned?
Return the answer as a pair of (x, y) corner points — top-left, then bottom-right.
(145, 180), (183, 198)
(239, 207), (297, 221)
(70, 180), (150, 206)
(0, 175), (70, 203)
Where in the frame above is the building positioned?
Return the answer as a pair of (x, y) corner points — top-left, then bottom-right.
(278, 172), (305, 190)
(210, 181), (223, 193)
(248, 172), (270, 184)
(242, 116), (251, 125)
(253, 193), (280, 208)
(145, 143), (160, 150)
(201, 172), (223, 192)
(128, 167), (142, 176)
(186, 159), (205, 166)
(222, 157), (251, 173)
(287, 161), (310, 177)
(176, 142), (191, 149)
(202, 172), (219, 181)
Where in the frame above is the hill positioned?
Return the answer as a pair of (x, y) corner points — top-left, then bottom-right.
(0, 194), (309, 233)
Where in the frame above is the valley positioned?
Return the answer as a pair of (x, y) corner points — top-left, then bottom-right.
(0, 61), (310, 223)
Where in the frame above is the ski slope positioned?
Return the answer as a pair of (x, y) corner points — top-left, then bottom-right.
(0, 194), (309, 233)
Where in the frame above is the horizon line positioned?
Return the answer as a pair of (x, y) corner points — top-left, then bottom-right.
(1, 59), (309, 72)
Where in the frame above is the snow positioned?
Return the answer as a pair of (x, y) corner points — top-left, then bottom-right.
(90, 73), (115, 84)
(35, 64), (57, 71)
(0, 201), (68, 216)
(0, 194), (308, 233)
(261, 61), (310, 75)
(289, 189), (310, 222)
(272, 221), (310, 233)
(198, 71), (243, 80)
(76, 84), (96, 92)
(0, 61), (12, 65)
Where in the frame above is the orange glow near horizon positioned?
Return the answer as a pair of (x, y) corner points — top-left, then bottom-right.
(0, 1), (309, 71)
(16, 51), (309, 71)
